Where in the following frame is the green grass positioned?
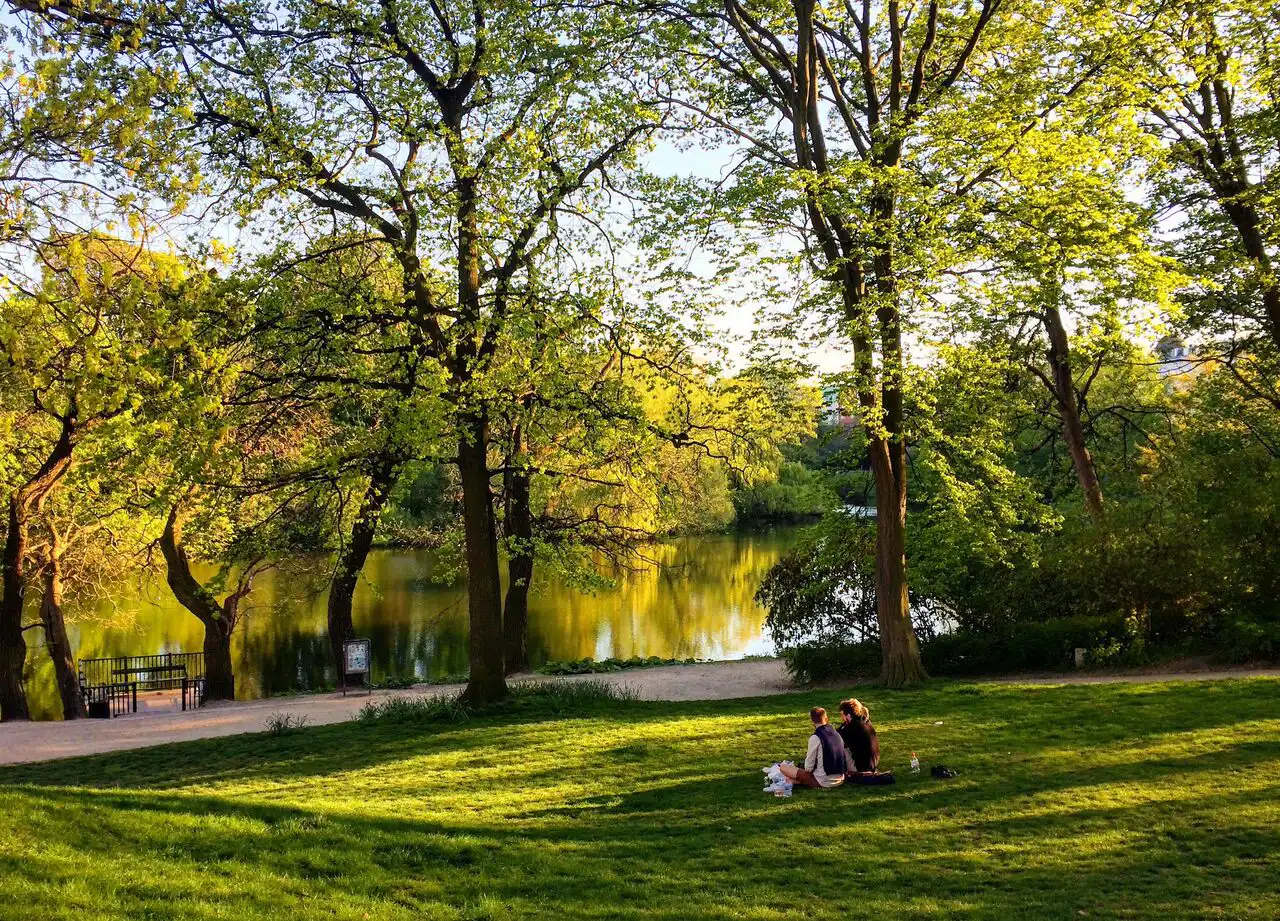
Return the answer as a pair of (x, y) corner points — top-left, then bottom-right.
(2, 678), (1279, 921)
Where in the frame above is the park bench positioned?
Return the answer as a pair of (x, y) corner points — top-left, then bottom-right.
(78, 652), (208, 718)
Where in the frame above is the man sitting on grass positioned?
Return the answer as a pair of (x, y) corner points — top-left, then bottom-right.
(779, 707), (848, 789)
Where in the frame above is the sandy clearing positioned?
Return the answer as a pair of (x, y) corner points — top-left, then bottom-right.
(2, 659), (1277, 766)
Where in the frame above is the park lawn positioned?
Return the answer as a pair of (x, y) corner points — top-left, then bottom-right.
(1, 679), (1278, 921)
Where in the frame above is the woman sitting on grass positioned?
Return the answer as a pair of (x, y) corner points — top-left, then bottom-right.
(837, 698), (880, 775)
(779, 707), (848, 789)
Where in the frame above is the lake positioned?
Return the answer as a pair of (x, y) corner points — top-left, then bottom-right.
(21, 528), (801, 719)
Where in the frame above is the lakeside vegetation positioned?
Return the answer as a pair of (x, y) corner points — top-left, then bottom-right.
(3, 678), (1278, 920)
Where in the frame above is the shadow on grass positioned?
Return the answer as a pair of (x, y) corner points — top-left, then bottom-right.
(6, 756), (1279, 921)
(1, 678), (1276, 793)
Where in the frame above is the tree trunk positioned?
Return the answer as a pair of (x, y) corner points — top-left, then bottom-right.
(39, 538), (85, 720)
(503, 445), (534, 676)
(202, 621), (236, 702)
(1042, 303), (1105, 520)
(1221, 199), (1280, 352)
(160, 507), (240, 702)
(869, 436), (927, 687)
(452, 158), (507, 704)
(867, 190), (927, 689)
(459, 412), (508, 704)
(327, 453), (401, 686)
(0, 498), (31, 722)
(0, 417), (75, 722)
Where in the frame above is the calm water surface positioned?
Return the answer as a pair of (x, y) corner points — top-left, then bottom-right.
(22, 528), (800, 719)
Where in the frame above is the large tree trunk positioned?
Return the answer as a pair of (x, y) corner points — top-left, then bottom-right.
(503, 440), (534, 676)
(452, 159), (508, 704)
(870, 441), (925, 686)
(866, 190), (928, 689)
(0, 498), (32, 722)
(160, 507), (241, 702)
(0, 416), (75, 721)
(866, 336), (927, 688)
(202, 622), (236, 702)
(39, 537), (85, 720)
(1042, 303), (1105, 520)
(459, 413), (507, 703)
(327, 453), (401, 686)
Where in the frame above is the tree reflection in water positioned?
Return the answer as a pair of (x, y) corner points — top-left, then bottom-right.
(21, 529), (801, 719)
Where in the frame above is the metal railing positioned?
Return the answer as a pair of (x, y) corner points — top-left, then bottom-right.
(78, 652), (208, 718)
(82, 682), (138, 719)
(78, 652), (205, 692)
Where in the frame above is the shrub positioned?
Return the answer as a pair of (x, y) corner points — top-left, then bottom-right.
(536, 656), (700, 676)
(354, 680), (637, 725)
(1212, 614), (1280, 664)
(356, 693), (471, 725)
(506, 679), (639, 712)
(264, 712), (310, 735)
(922, 614), (1138, 675)
(732, 461), (837, 525)
(781, 641), (881, 684)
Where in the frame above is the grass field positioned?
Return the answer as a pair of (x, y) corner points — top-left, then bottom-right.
(1, 678), (1278, 921)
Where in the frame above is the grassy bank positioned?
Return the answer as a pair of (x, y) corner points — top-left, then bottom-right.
(2, 678), (1278, 920)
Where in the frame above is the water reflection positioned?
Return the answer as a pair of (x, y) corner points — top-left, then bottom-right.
(21, 528), (799, 719)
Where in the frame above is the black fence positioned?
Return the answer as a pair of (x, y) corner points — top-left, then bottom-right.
(78, 652), (207, 718)
(82, 683), (137, 719)
(78, 652), (205, 692)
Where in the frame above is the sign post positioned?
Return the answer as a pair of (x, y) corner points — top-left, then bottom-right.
(342, 638), (372, 696)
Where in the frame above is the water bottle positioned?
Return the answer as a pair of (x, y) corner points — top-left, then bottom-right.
(910, 751), (920, 774)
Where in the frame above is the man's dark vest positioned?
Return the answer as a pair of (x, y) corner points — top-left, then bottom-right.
(813, 723), (849, 775)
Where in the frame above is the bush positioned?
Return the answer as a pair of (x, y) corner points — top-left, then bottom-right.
(355, 680), (637, 725)
(506, 679), (640, 711)
(536, 656), (700, 676)
(356, 693), (471, 725)
(731, 461), (837, 525)
(923, 614), (1139, 675)
(781, 641), (881, 684)
(783, 614), (1147, 683)
(263, 712), (310, 735)
(756, 516), (881, 649)
(1212, 615), (1280, 664)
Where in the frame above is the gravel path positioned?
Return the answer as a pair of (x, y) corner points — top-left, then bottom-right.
(2, 659), (1277, 766)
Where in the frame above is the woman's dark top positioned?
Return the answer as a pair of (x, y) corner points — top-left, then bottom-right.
(837, 716), (880, 773)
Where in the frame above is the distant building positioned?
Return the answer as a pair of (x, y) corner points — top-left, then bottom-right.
(1155, 335), (1199, 388)
(821, 383), (856, 427)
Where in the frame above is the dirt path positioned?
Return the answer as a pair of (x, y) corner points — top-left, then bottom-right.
(2, 659), (1277, 766)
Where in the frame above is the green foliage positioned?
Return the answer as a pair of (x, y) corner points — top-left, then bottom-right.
(535, 656), (702, 676)
(263, 713), (310, 736)
(731, 461), (836, 525)
(755, 514), (892, 651)
(922, 615), (1142, 676)
(356, 680), (636, 725)
(779, 641), (882, 684)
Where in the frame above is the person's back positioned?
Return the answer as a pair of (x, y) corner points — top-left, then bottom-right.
(779, 707), (847, 788)
(837, 698), (880, 773)
(807, 721), (849, 786)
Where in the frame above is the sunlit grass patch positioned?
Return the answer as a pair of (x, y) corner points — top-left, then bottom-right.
(1, 678), (1278, 920)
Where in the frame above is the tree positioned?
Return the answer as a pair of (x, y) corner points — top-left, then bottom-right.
(17, 0), (678, 703)
(0, 236), (194, 719)
(1135, 0), (1280, 352)
(232, 239), (441, 688)
(662, 0), (1098, 683)
(953, 126), (1179, 519)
